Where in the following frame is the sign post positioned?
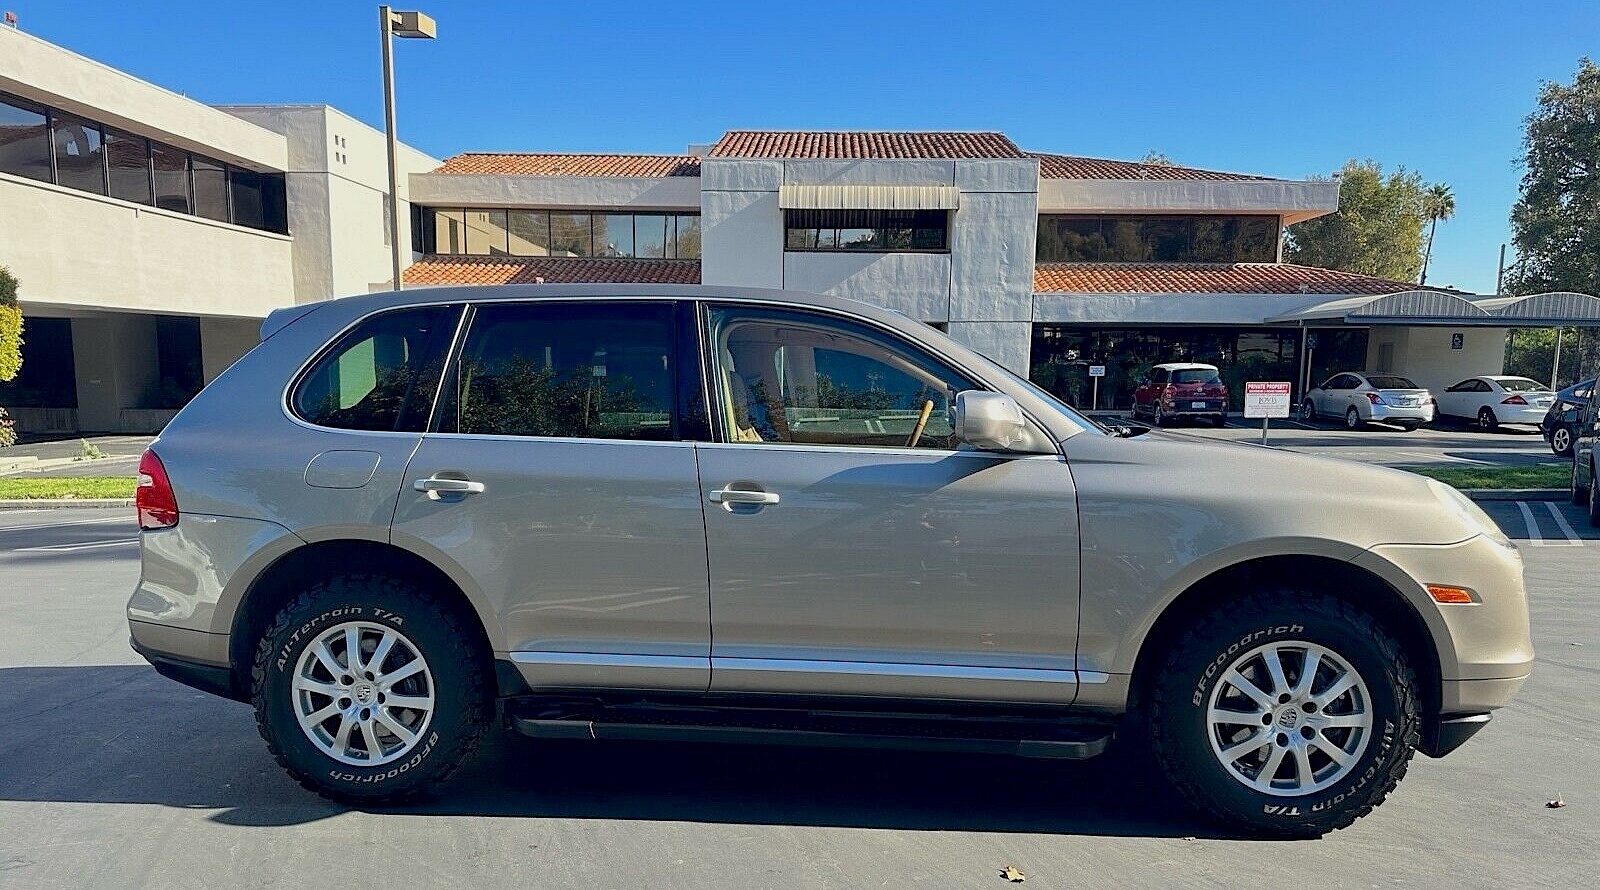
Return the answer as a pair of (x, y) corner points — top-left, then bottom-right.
(1244, 381), (1292, 445)
(1088, 365), (1105, 411)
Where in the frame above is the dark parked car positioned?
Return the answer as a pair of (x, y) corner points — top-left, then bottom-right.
(1543, 378), (1593, 457)
(1571, 384), (1600, 526)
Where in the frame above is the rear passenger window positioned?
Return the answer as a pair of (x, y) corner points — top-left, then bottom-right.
(292, 305), (458, 431)
(448, 301), (676, 441)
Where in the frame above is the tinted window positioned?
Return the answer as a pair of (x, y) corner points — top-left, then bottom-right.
(549, 212), (593, 256)
(597, 213), (634, 257)
(293, 305), (458, 431)
(464, 209), (509, 255)
(227, 167), (267, 230)
(105, 128), (151, 205)
(635, 214), (670, 258)
(451, 302), (676, 440)
(1037, 214), (1280, 262)
(1172, 368), (1221, 385)
(1367, 375), (1418, 390)
(1498, 377), (1546, 393)
(709, 305), (977, 449)
(51, 113), (105, 195)
(507, 210), (551, 256)
(674, 214), (701, 259)
(785, 209), (949, 252)
(151, 143), (191, 213)
(191, 156), (229, 222)
(1150, 369), (1168, 385)
(0, 95), (51, 182)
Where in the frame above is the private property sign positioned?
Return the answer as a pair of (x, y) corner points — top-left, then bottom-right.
(1244, 382), (1292, 419)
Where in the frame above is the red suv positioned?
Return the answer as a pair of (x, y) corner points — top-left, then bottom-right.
(1133, 362), (1229, 427)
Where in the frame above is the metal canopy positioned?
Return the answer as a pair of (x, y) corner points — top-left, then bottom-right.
(1268, 289), (1600, 327)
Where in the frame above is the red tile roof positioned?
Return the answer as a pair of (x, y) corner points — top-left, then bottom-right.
(1033, 263), (1428, 295)
(709, 130), (1027, 159)
(1029, 152), (1275, 182)
(431, 153), (701, 177)
(403, 256), (701, 286)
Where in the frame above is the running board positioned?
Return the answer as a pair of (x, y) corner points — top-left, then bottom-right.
(511, 716), (1110, 760)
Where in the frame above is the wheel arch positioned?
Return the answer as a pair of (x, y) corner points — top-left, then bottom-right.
(1126, 554), (1443, 726)
(227, 539), (498, 700)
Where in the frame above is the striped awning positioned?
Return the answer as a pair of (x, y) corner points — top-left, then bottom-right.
(778, 184), (960, 210)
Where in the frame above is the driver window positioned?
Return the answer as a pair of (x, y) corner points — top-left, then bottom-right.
(707, 305), (977, 449)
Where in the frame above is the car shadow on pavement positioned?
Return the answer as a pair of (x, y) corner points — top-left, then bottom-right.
(0, 664), (1250, 840)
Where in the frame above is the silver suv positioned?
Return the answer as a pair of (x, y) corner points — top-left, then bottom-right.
(129, 285), (1532, 837)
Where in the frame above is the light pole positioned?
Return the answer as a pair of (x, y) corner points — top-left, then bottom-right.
(379, 6), (436, 291)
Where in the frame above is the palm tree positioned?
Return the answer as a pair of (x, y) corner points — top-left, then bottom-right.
(1419, 183), (1456, 285)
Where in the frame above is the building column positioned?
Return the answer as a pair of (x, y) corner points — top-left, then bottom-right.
(946, 321), (1033, 375)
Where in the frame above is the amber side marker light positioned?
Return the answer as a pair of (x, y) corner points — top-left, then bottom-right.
(1427, 585), (1475, 604)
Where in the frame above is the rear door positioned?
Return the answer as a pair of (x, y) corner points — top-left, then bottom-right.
(391, 299), (712, 693)
(695, 303), (1082, 705)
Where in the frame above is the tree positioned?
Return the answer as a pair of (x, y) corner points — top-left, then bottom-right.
(1419, 183), (1455, 285)
(1140, 150), (1175, 166)
(1285, 160), (1431, 282)
(1505, 58), (1600, 296)
(0, 265), (21, 384)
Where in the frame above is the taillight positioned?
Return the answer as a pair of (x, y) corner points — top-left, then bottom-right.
(1427, 396), (1437, 405)
(1502, 394), (1528, 405)
(1367, 392), (1385, 405)
(137, 449), (179, 530)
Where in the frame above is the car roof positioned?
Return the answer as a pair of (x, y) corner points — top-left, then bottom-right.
(1152, 362), (1218, 371)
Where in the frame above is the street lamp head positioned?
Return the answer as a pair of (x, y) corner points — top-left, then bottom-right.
(388, 9), (436, 39)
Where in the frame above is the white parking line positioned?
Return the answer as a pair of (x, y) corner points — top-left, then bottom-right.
(13, 538), (138, 553)
(1542, 501), (1585, 547)
(1398, 451), (1490, 465)
(0, 516), (129, 533)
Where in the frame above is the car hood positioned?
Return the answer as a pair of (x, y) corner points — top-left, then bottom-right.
(1060, 429), (1491, 548)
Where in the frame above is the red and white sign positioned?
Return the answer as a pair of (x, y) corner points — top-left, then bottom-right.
(1244, 381), (1292, 419)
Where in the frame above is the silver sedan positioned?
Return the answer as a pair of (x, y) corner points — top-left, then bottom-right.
(1302, 372), (1436, 430)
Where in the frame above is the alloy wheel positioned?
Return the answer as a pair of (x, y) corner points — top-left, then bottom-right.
(291, 621), (436, 766)
(1205, 640), (1374, 796)
(1554, 427), (1572, 455)
(1301, 400), (1316, 422)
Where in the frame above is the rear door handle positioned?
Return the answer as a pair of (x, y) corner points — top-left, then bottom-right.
(414, 477), (486, 495)
(708, 488), (779, 506)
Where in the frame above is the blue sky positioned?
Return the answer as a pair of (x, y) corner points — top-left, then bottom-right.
(12, 0), (1597, 293)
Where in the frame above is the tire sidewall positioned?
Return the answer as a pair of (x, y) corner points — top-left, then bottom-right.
(1346, 408), (1361, 430)
(1553, 427), (1571, 456)
(1162, 614), (1413, 833)
(256, 584), (474, 797)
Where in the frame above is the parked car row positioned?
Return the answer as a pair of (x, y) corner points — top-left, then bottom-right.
(1543, 378), (1594, 456)
(1568, 378), (1600, 526)
(1300, 374), (1561, 434)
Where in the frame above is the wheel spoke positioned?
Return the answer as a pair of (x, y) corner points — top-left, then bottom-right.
(304, 702), (341, 726)
(333, 713), (356, 755)
(1262, 648), (1290, 697)
(1224, 669), (1275, 710)
(367, 631), (398, 675)
(385, 693), (434, 712)
(344, 626), (364, 673)
(1316, 672), (1358, 708)
(1293, 647), (1324, 699)
(311, 641), (343, 678)
(1316, 713), (1368, 729)
(293, 676), (343, 699)
(375, 710), (418, 746)
(381, 658), (425, 686)
(358, 717), (383, 759)
(1291, 745), (1314, 788)
(1219, 730), (1270, 762)
(1255, 743), (1288, 789)
(1313, 735), (1354, 768)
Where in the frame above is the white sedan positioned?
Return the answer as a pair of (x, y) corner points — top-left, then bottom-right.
(1435, 376), (1556, 430)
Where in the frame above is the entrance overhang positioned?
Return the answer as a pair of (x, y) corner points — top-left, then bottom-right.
(1267, 289), (1600, 328)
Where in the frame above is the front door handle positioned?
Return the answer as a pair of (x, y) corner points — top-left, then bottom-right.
(708, 488), (779, 506)
(415, 477), (486, 495)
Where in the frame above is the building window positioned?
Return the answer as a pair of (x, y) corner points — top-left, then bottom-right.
(549, 212), (594, 257)
(191, 155), (229, 222)
(51, 112), (106, 195)
(0, 94), (52, 182)
(1036, 214), (1280, 263)
(151, 142), (191, 213)
(0, 317), (77, 408)
(672, 214), (700, 259)
(227, 166), (267, 231)
(784, 209), (949, 252)
(151, 316), (205, 408)
(597, 213), (635, 257)
(415, 207), (703, 259)
(105, 128), (152, 205)
(507, 209), (551, 256)
(465, 209), (509, 255)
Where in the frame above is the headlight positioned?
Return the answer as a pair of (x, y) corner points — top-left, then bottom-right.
(1427, 479), (1515, 549)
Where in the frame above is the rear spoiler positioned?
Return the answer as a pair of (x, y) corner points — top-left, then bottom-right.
(260, 303), (321, 341)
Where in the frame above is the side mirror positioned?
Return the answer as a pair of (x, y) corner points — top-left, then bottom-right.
(953, 391), (1031, 451)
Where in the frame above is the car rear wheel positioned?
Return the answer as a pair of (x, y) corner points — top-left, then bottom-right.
(1477, 407), (1499, 430)
(1552, 426), (1573, 456)
(1148, 590), (1419, 838)
(1153, 404), (1167, 427)
(251, 574), (493, 805)
(1345, 407), (1364, 430)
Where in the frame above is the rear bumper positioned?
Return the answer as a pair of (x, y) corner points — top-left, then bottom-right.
(1369, 404), (1435, 422)
(130, 634), (240, 701)
(1495, 406), (1549, 425)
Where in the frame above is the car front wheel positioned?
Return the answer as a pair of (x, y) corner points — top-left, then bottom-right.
(252, 574), (493, 805)
(1148, 590), (1419, 838)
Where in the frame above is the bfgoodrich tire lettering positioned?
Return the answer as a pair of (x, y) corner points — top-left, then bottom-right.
(251, 574), (492, 805)
(1149, 590), (1419, 838)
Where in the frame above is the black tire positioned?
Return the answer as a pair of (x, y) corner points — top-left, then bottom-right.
(1477, 407), (1499, 431)
(1153, 405), (1167, 427)
(1552, 426), (1573, 457)
(1345, 407), (1365, 431)
(1572, 455), (1587, 506)
(252, 574), (493, 805)
(1148, 590), (1419, 838)
(1395, 422), (1419, 432)
(1588, 458), (1600, 528)
(1301, 400), (1317, 422)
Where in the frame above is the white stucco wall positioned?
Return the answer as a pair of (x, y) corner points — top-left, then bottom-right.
(1367, 326), (1507, 392)
(2, 173), (293, 318)
(0, 27), (286, 172)
(783, 252), (953, 320)
(1037, 179), (1339, 225)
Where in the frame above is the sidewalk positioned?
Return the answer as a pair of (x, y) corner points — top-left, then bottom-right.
(0, 435), (152, 478)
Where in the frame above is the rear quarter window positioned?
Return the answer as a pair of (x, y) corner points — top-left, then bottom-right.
(291, 304), (459, 432)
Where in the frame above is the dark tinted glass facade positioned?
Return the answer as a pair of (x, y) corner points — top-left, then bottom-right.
(0, 93), (51, 182)
(784, 209), (949, 252)
(0, 89), (287, 234)
(414, 208), (702, 259)
(1037, 214), (1280, 263)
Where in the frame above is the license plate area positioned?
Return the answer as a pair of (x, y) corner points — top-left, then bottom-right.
(1191, 401), (1208, 409)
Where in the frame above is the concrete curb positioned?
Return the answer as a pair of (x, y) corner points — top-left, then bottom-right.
(0, 499), (133, 510)
(1463, 489), (1567, 502)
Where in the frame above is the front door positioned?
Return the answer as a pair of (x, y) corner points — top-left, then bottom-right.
(695, 304), (1082, 705)
(391, 300), (710, 693)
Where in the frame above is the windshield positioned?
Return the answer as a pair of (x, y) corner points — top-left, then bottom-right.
(1498, 377), (1548, 393)
(994, 366), (1106, 436)
(1172, 369), (1222, 385)
(1367, 375), (1419, 390)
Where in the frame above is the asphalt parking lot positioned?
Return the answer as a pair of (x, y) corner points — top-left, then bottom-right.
(1, 504), (1594, 889)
